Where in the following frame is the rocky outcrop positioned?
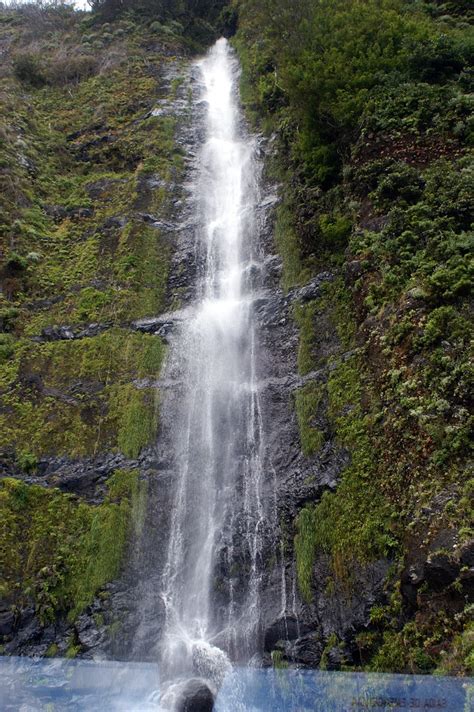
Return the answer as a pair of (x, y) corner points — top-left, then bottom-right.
(132, 308), (191, 340)
(402, 527), (474, 610)
(0, 450), (145, 502)
(33, 322), (111, 342)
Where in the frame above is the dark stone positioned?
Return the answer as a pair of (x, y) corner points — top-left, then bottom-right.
(76, 323), (110, 339)
(407, 564), (425, 586)
(103, 216), (127, 229)
(44, 204), (68, 221)
(401, 563), (425, 608)
(18, 153), (37, 175)
(344, 260), (363, 283)
(290, 272), (334, 303)
(459, 540), (474, 567)
(37, 322), (110, 342)
(178, 679), (214, 712)
(67, 123), (107, 141)
(73, 207), (94, 219)
(290, 633), (323, 667)
(8, 452), (140, 503)
(28, 294), (65, 311)
(132, 310), (187, 339)
(252, 292), (289, 329)
(460, 566), (474, 600)
(424, 552), (460, 590)
(75, 613), (103, 650)
(41, 325), (75, 341)
(69, 380), (105, 396)
(325, 645), (347, 671)
(139, 212), (158, 224)
(5, 609), (41, 651)
(264, 616), (303, 651)
(0, 610), (15, 637)
(21, 373), (43, 390)
(86, 177), (127, 200)
(313, 557), (391, 644)
(75, 133), (116, 162)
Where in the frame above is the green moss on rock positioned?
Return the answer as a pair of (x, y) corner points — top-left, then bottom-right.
(0, 469), (142, 623)
(0, 329), (163, 460)
(293, 301), (318, 375)
(295, 382), (325, 457)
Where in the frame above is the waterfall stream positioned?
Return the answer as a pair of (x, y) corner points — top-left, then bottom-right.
(155, 38), (267, 706)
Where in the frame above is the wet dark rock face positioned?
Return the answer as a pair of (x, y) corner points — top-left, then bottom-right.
(401, 526), (474, 613)
(132, 308), (191, 342)
(2, 607), (73, 658)
(100, 65), (210, 665)
(0, 450), (142, 503)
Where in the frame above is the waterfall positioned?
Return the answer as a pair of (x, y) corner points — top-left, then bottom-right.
(155, 38), (266, 703)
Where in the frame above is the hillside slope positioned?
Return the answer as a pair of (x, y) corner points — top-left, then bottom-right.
(235, 0), (473, 675)
(0, 4), (197, 656)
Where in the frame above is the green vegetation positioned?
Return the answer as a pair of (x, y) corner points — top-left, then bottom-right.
(0, 0), (472, 676)
(294, 382), (325, 457)
(271, 649), (289, 669)
(235, 0), (473, 674)
(0, 7), (181, 644)
(295, 355), (397, 596)
(0, 8), (179, 465)
(115, 384), (158, 459)
(0, 469), (143, 623)
(0, 329), (164, 459)
(1, 7), (184, 334)
(358, 594), (474, 676)
(274, 202), (305, 291)
(88, 0), (229, 48)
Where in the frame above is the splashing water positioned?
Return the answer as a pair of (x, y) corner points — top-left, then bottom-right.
(155, 38), (266, 704)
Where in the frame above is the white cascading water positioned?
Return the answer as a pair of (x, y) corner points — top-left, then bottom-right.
(158, 39), (266, 705)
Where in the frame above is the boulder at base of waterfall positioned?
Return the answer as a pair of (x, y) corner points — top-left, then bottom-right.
(177, 678), (214, 712)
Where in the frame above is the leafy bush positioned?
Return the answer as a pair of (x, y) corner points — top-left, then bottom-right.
(407, 33), (470, 82)
(370, 163), (425, 209)
(0, 334), (15, 364)
(362, 82), (472, 137)
(13, 52), (47, 87)
(318, 213), (352, 251)
(0, 305), (19, 333)
(47, 53), (98, 86)
(417, 306), (467, 347)
(17, 450), (38, 473)
(3, 252), (28, 275)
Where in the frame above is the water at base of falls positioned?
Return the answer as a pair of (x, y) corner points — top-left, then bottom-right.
(152, 38), (266, 706)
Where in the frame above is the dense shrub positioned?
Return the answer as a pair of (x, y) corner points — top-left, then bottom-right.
(49, 53), (99, 85)
(0, 333), (15, 364)
(406, 33), (471, 82)
(13, 52), (46, 87)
